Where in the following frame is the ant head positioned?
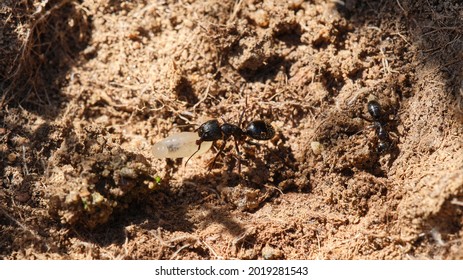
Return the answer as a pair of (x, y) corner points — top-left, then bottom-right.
(197, 120), (222, 141)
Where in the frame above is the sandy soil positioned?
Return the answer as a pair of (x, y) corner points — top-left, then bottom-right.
(1, 0), (462, 259)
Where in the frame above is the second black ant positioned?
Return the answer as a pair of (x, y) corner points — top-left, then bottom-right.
(186, 117), (275, 173)
(367, 100), (395, 154)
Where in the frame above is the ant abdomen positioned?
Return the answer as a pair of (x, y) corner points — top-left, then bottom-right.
(245, 120), (275, 141)
(377, 141), (390, 154)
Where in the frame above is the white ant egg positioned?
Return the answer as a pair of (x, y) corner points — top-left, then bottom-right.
(152, 132), (212, 159)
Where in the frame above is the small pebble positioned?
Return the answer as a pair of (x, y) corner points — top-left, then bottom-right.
(261, 244), (283, 260)
(254, 9), (269, 27)
(7, 153), (17, 162)
(311, 141), (324, 155)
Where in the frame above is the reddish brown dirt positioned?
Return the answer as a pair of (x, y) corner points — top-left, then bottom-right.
(1, 0), (462, 259)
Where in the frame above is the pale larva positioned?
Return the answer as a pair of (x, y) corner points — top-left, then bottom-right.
(152, 132), (212, 159)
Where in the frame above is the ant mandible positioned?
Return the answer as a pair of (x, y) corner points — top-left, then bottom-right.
(367, 100), (393, 154)
(185, 112), (275, 173)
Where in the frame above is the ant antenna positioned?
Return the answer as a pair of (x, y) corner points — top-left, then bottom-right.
(184, 125), (202, 166)
(238, 93), (248, 127)
(185, 140), (202, 166)
(235, 93), (249, 173)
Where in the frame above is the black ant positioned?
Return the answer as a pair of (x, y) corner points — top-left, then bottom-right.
(367, 100), (394, 154)
(185, 118), (275, 172)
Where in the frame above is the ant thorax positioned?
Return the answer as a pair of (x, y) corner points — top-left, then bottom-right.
(220, 123), (245, 140)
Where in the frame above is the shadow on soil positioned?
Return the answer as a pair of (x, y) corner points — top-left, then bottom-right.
(0, 0), (92, 258)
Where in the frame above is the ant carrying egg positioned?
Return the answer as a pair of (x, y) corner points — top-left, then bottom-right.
(152, 99), (275, 172)
(152, 119), (275, 172)
(186, 118), (275, 172)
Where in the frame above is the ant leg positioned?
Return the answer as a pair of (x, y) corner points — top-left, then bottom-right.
(244, 140), (261, 146)
(185, 141), (202, 166)
(385, 104), (399, 121)
(359, 114), (374, 123)
(238, 94), (248, 127)
(357, 122), (377, 136)
(234, 139), (242, 174)
(208, 141), (227, 171)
